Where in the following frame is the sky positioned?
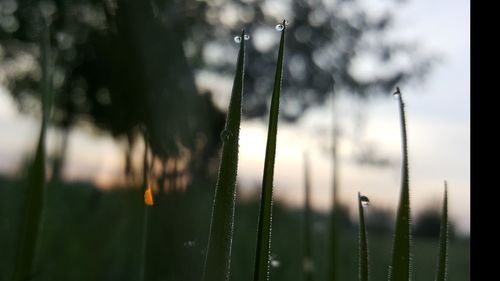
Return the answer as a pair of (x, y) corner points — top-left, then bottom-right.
(216, 0), (470, 234)
(0, 0), (469, 234)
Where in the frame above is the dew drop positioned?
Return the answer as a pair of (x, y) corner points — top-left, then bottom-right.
(56, 32), (74, 50)
(275, 24), (284, 32)
(392, 87), (401, 99)
(220, 129), (232, 142)
(183, 240), (196, 248)
(284, 19), (289, 26)
(244, 34), (250, 40)
(234, 36), (242, 43)
(360, 195), (369, 208)
(303, 257), (315, 273)
(270, 255), (281, 268)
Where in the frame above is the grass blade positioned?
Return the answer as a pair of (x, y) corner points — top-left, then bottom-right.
(358, 193), (369, 281)
(12, 21), (51, 281)
(303, 153), (314, 281)
(388, 87), (411, 281)
(253, 20), (287, 281)
(139, 129), (150, 281)
(202, 29), (246, 281)
(434, 181), (449, 281)
(329, 126), (339, 281)
(12, 130), (46, 281)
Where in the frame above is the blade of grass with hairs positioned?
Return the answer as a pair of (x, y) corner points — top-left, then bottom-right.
(358, 192), (369, 281)
(202, 29), (246, 281)
(253, 20), (287, 281)
(388, 87), (411, 281)
(434, 181), (449, 281)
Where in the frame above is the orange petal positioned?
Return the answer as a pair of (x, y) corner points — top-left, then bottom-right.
(144, 187), (154, 206)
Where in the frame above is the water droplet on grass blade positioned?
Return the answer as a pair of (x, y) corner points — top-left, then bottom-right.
(234, 36), (241, 43)
(244, 34), (250, 40)
(275, 24), (284, 31)
(303, 257), (315, 272)
(393, 87), (401, 99)
(270, 255), (281, 268)
(183, 240), (196, 247)
(360, 195), (369, 208)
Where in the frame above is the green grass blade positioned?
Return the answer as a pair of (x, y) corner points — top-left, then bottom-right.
(303, 153), (314, 281)
(434, 181), (449, 281)
(253, 20), (287, 281)
(329, 126), (339, 281)
(358, 193), (369, 281)
(12, 21), (51, 281)
(202, 29), (246, 281)
(389, 87), (411, 281)
(12, 131), (46, 281)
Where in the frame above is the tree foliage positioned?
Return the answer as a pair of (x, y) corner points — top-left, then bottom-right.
(0, 0), (434, 174)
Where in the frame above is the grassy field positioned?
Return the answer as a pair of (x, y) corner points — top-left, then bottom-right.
(0, 177), (468, 281)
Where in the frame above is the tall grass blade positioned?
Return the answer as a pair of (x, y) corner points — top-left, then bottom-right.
(12, 130), (46, 281)
(139, 129), (150, 281)
(388, 87), (411, 281)
(303, 153), (314, 281)
(358, 193), (369, 281)
(329, 126), (339, 281)
(12, 21), (52, 281)
(202, 29), (246, 281)
(434, 181), (449, 281)
(253, 20), (287, 281)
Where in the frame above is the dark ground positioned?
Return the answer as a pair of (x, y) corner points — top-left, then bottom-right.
(0, 176), (469, 281)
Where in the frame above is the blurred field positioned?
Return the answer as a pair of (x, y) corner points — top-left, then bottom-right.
(0, 177), (468, 281)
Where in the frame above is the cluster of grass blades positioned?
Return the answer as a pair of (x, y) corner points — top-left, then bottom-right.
(12, 20), (52, 281)
(201, 22), (452, 281)
(355, 87), (449, 281)
(10, 17), (454, 281)
(202, 20), (287, 281)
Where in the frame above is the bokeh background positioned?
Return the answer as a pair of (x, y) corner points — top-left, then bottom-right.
(0, 0), (469, 281)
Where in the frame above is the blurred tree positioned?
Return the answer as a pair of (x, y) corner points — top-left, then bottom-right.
(192, 0), (435, 121)
(413, 207), (456, 240)
(365, 207), (394, 235)
(0, 0), (224, 182)
(0, 0), (434, 179)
